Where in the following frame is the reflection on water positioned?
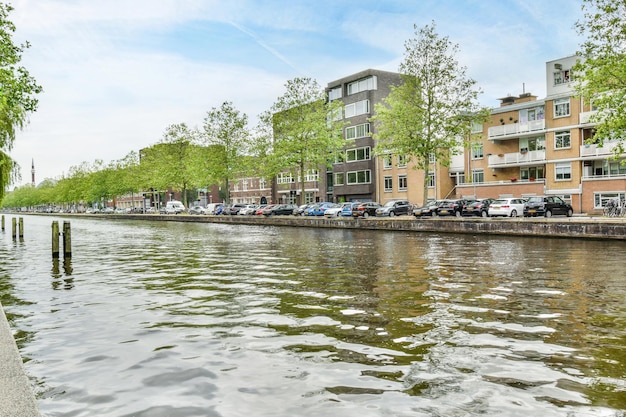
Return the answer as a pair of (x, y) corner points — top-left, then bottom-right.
(1, 215), (625, 416)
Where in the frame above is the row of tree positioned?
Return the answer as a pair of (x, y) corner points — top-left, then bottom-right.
(2, 0), (625, 210)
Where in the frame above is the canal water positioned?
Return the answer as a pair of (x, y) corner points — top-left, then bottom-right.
(0, 215), (624, 417)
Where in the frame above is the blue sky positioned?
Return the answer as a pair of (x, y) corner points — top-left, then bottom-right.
(10, 0), (584, 185)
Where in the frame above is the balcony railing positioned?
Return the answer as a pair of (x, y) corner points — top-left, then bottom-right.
(487, 119), (545, 140)
(579, 110), (597, 124)
(488, 149), (546, 167)
(580, 141), (623, 157)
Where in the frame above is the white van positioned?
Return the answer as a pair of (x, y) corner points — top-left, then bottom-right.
(205, 203), (220, 215)
(165, 200), (185, 214)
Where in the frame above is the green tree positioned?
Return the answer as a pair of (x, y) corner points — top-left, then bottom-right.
(574, 0), (626, 156)
(264, 77), (344, 204)
(371, 22), (487, 205)
(0, 3), (42, 202)
(197, 101), (250, 204)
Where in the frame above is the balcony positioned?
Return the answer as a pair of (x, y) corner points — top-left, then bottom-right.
(580, 141), (624, 158)
(488, 119), (545, 140)
(488, 149), (546, 168)
(579, 110), (597, 124)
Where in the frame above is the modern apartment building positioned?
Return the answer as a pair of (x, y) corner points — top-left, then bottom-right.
(324, 69), (402, 203)
(456, 55), (625, 214)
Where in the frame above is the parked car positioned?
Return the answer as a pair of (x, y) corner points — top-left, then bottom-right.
(352, 202), (382, 218)
(462, 198), (495, 217)
(263, 204), (297, 216)
(435, 198), (475, 217)
(205, 203), (222, 215)
(414, 200), (440, 217)
(293, 204), (313, 216)
(188, 205), (207, 215)
(254, 204), (273, 215)
(101, 207), (114, 214)
(238, 204), (258, 215)
(376, 200), (412, 217)
(340, 202), (360, 217)
(225, 203), (247, 215)
(165, 200), (185, 214)
(306, 202), (334, 216)
(524, 196), (574, 217)
(488, 198), (527, 217)
(145, 207), (156, 214)
(323, 203), (346, 218)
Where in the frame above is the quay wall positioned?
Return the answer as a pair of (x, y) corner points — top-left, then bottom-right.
(94, 214), (626, 241)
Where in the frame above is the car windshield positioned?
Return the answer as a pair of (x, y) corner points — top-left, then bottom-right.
(492, 199), (508, 204)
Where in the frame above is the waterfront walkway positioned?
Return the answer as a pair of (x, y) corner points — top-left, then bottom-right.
(0, 302), (41, 417)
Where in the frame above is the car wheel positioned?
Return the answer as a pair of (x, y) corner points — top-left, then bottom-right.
(567, 208), (573, 217)
(510, 209), (518, 217)
(481, 210), (488, 218)
(389, 211), (395, 217)
(363, 212), (369, 218)
(545, 210), (552, 218)
(455, 210), (462, 218)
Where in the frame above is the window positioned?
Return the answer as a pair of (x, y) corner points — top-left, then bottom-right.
(429, 153), (436, 164)
(328, 86), (342, 101)
(427, 171), (435, 187)
(345, 123), (370, 140)
(555, 131), (571, 149)
(383, 155), (392, 169)
(398, 175), (407, 191)
(259, 178), (267, 189)
(344, 100), (370, 118)
(608, 161), (626, 176)
(346, 147), (371, 162)
(242, 179), (248, 191)
(304, 170), (319, 182)
(397, 155), (407, 168)
(554, 98), (570, 117)
(347, 76), (377, 95)
(594, 192), (625, 209)
(553, 69), (571, 85)
(520, 166), (545, 180)
(384, 176), (392, 192)
(328, 107), (342, 121)
(471, 143), (484, 159)
(334, 172), (344, 186)
(472, 169), (484, 183)
(277, 173), (294, 184)
(347, 170), (371, 184)
(555, 162), (571, 180)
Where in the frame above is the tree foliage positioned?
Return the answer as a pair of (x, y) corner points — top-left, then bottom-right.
(264, 77), (344, 204)
(197, 101), (250, 204)
(0, 3), (42, 202)
(574, 0), (626, 156)
(372, 22), (487, 204)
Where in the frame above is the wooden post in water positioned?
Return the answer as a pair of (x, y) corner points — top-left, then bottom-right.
(18, 217), (24, 238)
(52, 221), (60, 258)
(11, 218), (16, 239)
(1, 215), (4, 231)
(63, 221), (72, 259)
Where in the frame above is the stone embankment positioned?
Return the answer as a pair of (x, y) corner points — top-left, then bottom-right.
(98, 214), (626, 241)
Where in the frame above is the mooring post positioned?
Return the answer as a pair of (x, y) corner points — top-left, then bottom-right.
(11, 218), (16, 240)
(52, 221), (60, 258)
(63, 221), (72, 259)
(1, 215), (4, 231)
(18, 217), (24, 238)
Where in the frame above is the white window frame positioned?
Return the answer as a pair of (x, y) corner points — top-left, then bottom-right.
(277, 173), (295, 184)
(304, 169), (319, 182)
(345, 123), (370, 140)
(397, 155), (407, 168)
(472, 169), (484, 183)
(344, 100), (370, 118)
(471, 143), (484, 159)
(554, 98), (570, 118)
(347, 170), (371, 185)
(347, 76), (377, 95)
(555, 130), (571, 149)
(555, 162), (572, 181)
(398, 174), (408, 191)
(594, 192), (625, 209)
(334, 172), (344, 186)
(384, 176), (392, 192)
(328, 86), (342, 101)
(427, 171), (435, 188)
(383, 155), (393, 169)
(346, 146), (371, 162)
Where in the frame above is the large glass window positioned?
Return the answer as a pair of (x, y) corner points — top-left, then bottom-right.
(471, 143), (484, 159)
(520, 166), (545, 180)
(555, 130), (571, 149)
(384, 176), (392, 192)
(383, 155), (392, 169)
(346, 147), (371, 162)
(554, 98), (570, 117)
(398, 175), (408, 191)
(334, 172), (344, 186)
(397, 155), (407, 168)
(472, 169), (484, 183)
(328, 86), (342, 101)
(594, 192), (625, 209)
(344, 100), (370, 118)
(347, 76), (377, 95)
(345, 123), (370, 140)
(304, 170), (319, 182)
(427, 171), (435, 187)
(555, 162), (571, 180)
(277, 173), (294, 184)
(347, 170), (371, 184)
(553, 69), (572, 85)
